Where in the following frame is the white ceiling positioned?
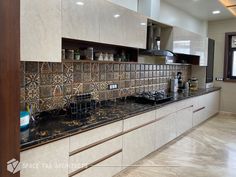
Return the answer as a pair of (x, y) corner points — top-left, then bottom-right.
(163, 0), (235, 21)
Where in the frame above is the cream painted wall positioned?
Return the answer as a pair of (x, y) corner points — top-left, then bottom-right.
(208, 19), (236, 113)
(159, 0), (208, 36)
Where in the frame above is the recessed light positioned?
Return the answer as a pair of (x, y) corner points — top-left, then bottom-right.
(212, 10), (221, 14)
(76, 1), (84, 6)
(113, 14), (120, 18)
(140, 22), (146, 26)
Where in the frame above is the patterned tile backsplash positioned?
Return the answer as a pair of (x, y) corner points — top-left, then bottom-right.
(20, 61), (191, 112)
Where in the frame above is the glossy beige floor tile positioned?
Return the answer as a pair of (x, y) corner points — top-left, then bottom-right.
(115, 114), (236, 177)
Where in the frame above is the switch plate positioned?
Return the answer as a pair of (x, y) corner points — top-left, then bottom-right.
(108, 84), (118, 90)
(215, 77), (224, 81)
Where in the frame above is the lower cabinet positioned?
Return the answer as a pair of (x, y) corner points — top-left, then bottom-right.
(176, 106), (193, 137)
(20, 138), (69, 177)
(156, 113), (177, 149)
(122, 123), (156, 167)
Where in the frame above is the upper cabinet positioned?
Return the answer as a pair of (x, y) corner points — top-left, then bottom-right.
(62, 0), (100, 43)
(20, 0), (61, 62)
(62, 0), (147, 49)
(172, 27), (208, 66)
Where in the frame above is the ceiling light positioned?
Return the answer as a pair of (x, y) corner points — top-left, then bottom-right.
(113, 14), (120, 18)
(140, 22), (146, 26)
(76, 1), (84, 6)
(212, 10), (221, 14)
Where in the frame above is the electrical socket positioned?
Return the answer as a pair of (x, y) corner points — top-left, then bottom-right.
(215, 77), (224, 81)
(108, 84), (118, 90)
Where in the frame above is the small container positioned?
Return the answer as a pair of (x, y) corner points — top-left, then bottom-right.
(103, 53), (109, 61)
(190, 77), (198, 91)
(20, 111), (30, 131)
(66, 49), (74, 60)
(170, 77), (178, 92)
(86, 47), (94, 60)
(74, 49), (81, 60)
(62, 49), (66, 60)
(109, 53), (114, 61)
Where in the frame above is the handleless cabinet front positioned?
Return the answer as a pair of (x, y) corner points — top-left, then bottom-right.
(62, 0), (100, 42)
(21, 0), (61, 62)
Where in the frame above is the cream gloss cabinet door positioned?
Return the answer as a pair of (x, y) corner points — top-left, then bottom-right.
(62, 0), (100, 43)
(123, 10), (147, 49)
(20, 0), (61, 62)
(99, 0), (126, 46)
(20, 138), (69, 177)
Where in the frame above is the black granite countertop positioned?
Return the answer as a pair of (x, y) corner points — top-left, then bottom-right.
(20, 87), (221, 151)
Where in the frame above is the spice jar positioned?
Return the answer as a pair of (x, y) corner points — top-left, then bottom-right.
(65, 49), (74, 60)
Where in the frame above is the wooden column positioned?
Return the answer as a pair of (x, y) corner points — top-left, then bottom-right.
(0, 0), (20, 177)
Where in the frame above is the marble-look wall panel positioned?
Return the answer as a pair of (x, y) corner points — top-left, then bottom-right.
(20, 61), (191, 112)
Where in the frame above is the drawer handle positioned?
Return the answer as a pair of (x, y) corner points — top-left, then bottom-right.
(193, 107), (206, 113)
(69, 149), (122, 177)
(70, 132), (123, 156)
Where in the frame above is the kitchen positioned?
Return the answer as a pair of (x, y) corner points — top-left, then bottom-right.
(0, 0), (236, 177)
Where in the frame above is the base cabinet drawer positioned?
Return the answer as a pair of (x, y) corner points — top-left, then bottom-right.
(71, 152), (122, 177)
(176, 106), (193, 137)
(156, 113), (177, 149)
(20, 138), (69, 177)
(69, 137), (122, 174)
(122, 123), (156, 167)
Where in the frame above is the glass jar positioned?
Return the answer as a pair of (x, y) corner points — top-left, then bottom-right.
(190, 77), (198, 91)
(65, 49), (74, 60)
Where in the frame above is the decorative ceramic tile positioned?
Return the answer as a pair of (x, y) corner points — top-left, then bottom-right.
(148, 79), (153, 85)
(20, 102), (25, 111)
(63, 95), (72, 107)
(119, 81), (125, 88)
(39, 62), (52, 74)
(91, 63), (99, 73)
(63, 85), (72, 95)
(125, 64), (130, 71)
(145, 79), (149, 85)
(24, 100), (39, 113)
(52, 74), (63, 85)
(52, 96), (64, 109)
(99, 92), (107, 100)
(125, 72), (130, 80)
(140, 79), (145, 86)
(63, 62), (73, 73)
(72, 83), (83, 95)
(52, 63), (63, 73)
(20, 88), (25, 102)
(39, 98), (53, 111)
(83, 83), (92, 93)
(91, 91), (99, 100)
(25, 87), (39, 102)
(25, 73), (39, 88)
(119, 64), (125, 72)
(25, 62), (39, 73)
(145, 64), (149, 71)
(153, 71), (157, 77)
(99, 82), (107, 91)
(140, 72), (145, 78)
(144, 86), (149, 92)
(125, 80), (131, 88)
(119, 72), (125, 80)
(99, 64), (106, 73)
(130, 87), (135, 95)
(52, 85), (63, 97)
(130, 64), (136, 72)
(120, 88), (129, 97)
(106, 64), (113, 72)
(90, 82), (99, 92)
(83, 73), (91, 82)
(139, 86), (144, 92)
(112, 90), (120, 98)
(114, 72), (120, 80)
(106, 73), (114, 81)
(74, 63), (83, 72)
(99, 73), (106, 81)
(135, 72), (140, 79)
(135, 80), (140, 87)
(145, 71), (149, 78)
(135, 87), (140, 93)
(130, 72), (135, 80)
(130, 80), (136, 87)
(40, 74), (52, 85)
(39, 86), (52, 98)
(149, 71), (153, 78)
(73, 72), (83, 83)
(136, 64), (140, 71)
(153, 65), (157, 70)
(149, 65), (153, 71)
(107, 91), (113, 99)
(114, 64), (119, 72)
(83, 63), (91, 73)
(91, 72), (99, 82)
(63, 73), (73, 84)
